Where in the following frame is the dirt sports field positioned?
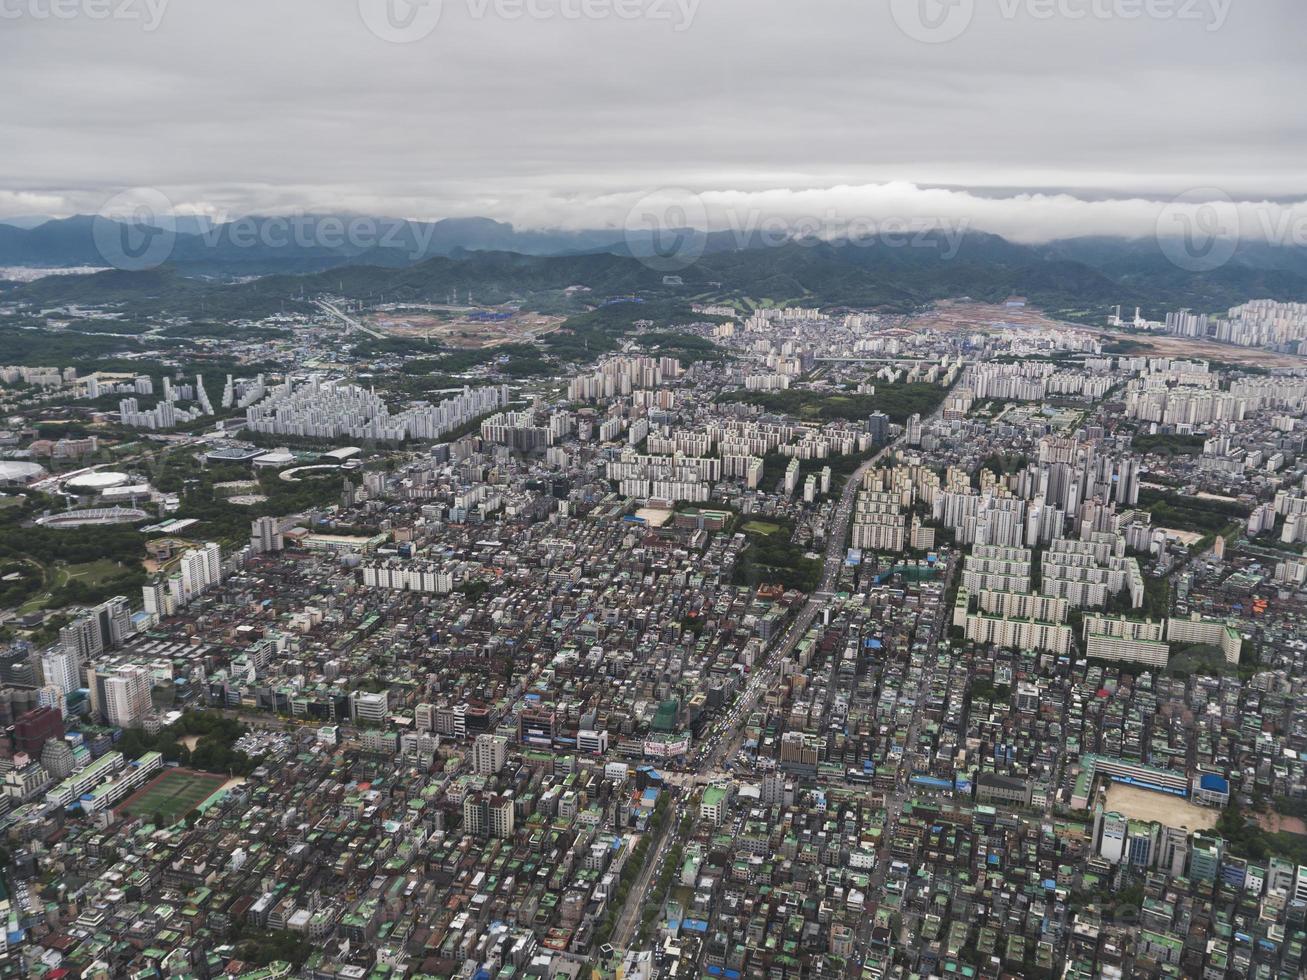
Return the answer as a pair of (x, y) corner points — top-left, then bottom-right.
(115, 767), (228, 823)
(1104, 783), (1219, 832)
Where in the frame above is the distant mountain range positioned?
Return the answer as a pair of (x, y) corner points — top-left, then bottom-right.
(0, 215), (58, 231)
(0, 214), (633, 271)
(2, 214), (1306, 319)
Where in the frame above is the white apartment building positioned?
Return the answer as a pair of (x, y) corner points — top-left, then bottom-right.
(1083, 614), (1170, 668)
(472, 734), (508, 776)
(964, 613), (1072, 656)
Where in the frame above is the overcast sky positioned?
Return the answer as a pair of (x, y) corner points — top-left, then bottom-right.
(1, 0), (1303, 242)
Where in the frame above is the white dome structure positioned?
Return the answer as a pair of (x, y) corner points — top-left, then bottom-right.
(65, 471), (131, 493)
(0, 461), (44, 485)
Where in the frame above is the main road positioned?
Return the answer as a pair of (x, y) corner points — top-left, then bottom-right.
(316, 299), (388, 340)
(866, 551), (957, 903)
(607, 798), (684, 950)
(608, 439), (896, 950)
(610, 384), (962, 952)
(695, 387), (960, 777)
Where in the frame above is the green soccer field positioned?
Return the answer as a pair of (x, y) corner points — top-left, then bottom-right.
(118, 769), (227, 823)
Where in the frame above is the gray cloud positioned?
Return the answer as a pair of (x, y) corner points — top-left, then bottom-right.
(1, 0), (1302, 241)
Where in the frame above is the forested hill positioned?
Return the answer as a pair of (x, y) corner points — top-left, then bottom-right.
(6, 232), (1307, 321)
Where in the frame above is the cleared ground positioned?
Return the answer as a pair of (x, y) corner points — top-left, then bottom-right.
(907, 301), (1307, 370)
(1104, 782), (1219, 832)
(1254, 812), (1307, 836)
(1157, 528), (1204, 547)
(367, 308), (564, 349)
(116, 768), (228, 824)
(1079, 322), (1307, 368)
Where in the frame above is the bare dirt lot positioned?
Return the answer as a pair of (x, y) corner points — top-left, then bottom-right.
(367, 306), (565, 349)
(1085, 328), (1307, 369)
(1254, 811), (1307, 836)
(904, 301), (1307, 369)
(901, 301), (1072, 335)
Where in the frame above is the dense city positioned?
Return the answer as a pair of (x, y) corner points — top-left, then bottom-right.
(0, 290), (1304, 980)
